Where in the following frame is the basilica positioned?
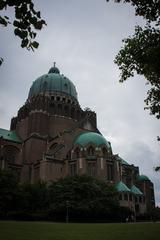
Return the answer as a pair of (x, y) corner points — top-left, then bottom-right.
(0, 64), (155, 216)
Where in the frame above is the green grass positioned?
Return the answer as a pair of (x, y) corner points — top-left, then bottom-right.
(0, 221), (160, 240)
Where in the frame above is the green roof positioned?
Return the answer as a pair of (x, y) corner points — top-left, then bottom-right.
(0, 128), (22, 143)
(28, 67), (77, 100)
(131, 185), (143, 195)
(116, 181), (131, 192)
(74, 132), (111, 148)
(137, 175), (150, 181)
(118, 156), (129, 165)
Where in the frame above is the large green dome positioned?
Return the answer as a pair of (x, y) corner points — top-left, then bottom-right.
(28, 66), (78, 100)
(74, 132), (111, 148)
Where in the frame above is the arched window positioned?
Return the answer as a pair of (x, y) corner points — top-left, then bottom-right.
(66, 151), (71, 160)
(87, 146), (94, 156)
(69, 162), (77, 177)
(3, 145), (19, 164)
(50, 143), (58, 149)
(87, 162), (96, 177)
(49, 102), (55, 108)
(124, 194), (128, 201)
(106, 163), (114, 181)
(49, 143), (58, 154)
(56, 96), (60, 101)
(102, 147), (108, 158)
(75, 148), (80, 158)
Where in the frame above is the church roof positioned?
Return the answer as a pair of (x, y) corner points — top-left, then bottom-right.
(74, 132), (111, 148)
(28, 65), (78, 100)
(116, 181), (131, 192)
(131, 185), (143, 195)
(0, 128), (22, 143)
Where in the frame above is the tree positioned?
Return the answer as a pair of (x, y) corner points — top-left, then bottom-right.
(106, 1), (160, 23)
(21, 181), (49, 212)
(0, 170), (19, 217)
(0, 0), (46, 65)
(48, 175), (119, 221)
(106, 0), (160, 119)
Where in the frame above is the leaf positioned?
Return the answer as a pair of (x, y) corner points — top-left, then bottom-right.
(0, 1), (6, 10)
(0, 16), (8, 26)
(21, 38), (29, 48)
(37, 11), (41, 18)
(13, 20), (20, 28)
(32, 41), (39, 49)
(0, 57), (4, 66)
(34, 21), (43, 30)
(14, 28), (21, 36)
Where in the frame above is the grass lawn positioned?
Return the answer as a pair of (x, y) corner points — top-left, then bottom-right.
(0, 221), (160, 240)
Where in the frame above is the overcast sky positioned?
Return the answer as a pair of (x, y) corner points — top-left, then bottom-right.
(0, 0), (160, 205)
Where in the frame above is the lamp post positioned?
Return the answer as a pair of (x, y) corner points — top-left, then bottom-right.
(66, 200), (69, 223)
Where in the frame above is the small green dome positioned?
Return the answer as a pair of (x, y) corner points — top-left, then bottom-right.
(28, 66), (77, 100)
(74, 132), (111, 148)
(137, 175), (150, 181)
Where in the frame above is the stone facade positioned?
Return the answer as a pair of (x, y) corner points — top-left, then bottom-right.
(0, 65), (155, 217)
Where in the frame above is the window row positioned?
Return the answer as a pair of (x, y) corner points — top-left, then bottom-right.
(68, 162), (114, 181)
(119, 194), (145, 203)
(73, 146), (111, 159)
(50, 95), (77, 105)
(49, 103), (81, 119)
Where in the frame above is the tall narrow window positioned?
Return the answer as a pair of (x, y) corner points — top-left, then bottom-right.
(57, 104), (62, 115)
(88, 146), (94, 156)
(64, 105), (69, 116)
(75, 148), (80, 158)
(106, 164), (114, 181)
(69, 163), (77, 177)
(87, 162), (96, 177)
(119, 194), (122, 201)
(124, 194), (128, 201)
(129, 194), (133, 202)
(102, 147), (107, 158)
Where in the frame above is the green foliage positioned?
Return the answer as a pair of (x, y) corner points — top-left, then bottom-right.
(0, 170), (19, 216)
(106, 0), (160, 24)
(115, 26), (160, 118)
(49, 175), (119, 220)
(106, 0), (160, 119)
(0, 170), (121, 221)
(19, 181), (49, 212)
(0, 0), (46, 53)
